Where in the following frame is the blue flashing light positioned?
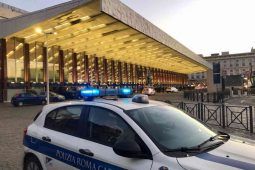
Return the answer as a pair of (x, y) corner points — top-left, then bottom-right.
(81, 89), (99, 96)
(81, 88), (100, 101)
(118, 88), (132, 97)
(121, 88), (131, 95)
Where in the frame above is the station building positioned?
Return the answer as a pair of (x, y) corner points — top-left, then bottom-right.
(0, 0), (212, 102)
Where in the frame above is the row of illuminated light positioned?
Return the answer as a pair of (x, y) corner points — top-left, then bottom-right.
(13, 12), (206, 74)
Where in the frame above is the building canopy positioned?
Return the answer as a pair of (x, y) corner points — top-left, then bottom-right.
(0, 0), (211, 74)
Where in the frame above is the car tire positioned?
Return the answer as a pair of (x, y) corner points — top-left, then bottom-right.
(18, 101), (23, 107)
(41, 100), (46, 105)
(24, 155), (42, 170)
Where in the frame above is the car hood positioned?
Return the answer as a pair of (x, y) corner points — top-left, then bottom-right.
(177, 140), (255, 170)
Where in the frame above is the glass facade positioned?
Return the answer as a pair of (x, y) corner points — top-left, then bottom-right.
(29, 42), (44, 82)
(48, 46), (60, 82)
(64, 50), (73, 82)
(6, 38), (24, 83)
(1, 38), (187, 102)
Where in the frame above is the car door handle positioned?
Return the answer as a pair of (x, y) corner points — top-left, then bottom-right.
(79, 149), (94, 157)
(42, 136), (51, 142)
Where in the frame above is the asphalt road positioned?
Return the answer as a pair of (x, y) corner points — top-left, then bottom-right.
(0, 103), (42, 170)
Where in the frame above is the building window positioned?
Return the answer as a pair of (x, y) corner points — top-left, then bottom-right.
(64, 50), (73, 82)
(48, 46), (60, 82)
(29, 42), (44, 82)
(6, 38), (24, 83)
(235, 69), (239, 74)
(77, 53), (85, 83)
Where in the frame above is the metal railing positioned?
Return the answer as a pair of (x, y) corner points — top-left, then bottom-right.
(183, 91), (230, 103)
(165, 101), (254, 133)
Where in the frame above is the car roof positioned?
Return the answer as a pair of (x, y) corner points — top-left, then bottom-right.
(42, 98), (167, 111)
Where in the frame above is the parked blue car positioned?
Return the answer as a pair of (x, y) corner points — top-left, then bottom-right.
(11, 93), (47, 107)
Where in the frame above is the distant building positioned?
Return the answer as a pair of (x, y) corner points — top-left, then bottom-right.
(188, 49), (255, 85)
(0, 2), (27, 19)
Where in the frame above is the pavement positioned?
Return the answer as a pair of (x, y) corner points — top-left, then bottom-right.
(0, 92), (255, 169)
(224, 95), (255, 106)
(0, 103), (42, 170)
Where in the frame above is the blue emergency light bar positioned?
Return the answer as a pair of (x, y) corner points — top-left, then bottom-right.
(81, 87), (132, 101)
(118, 88), (132, 97)
(81, 88), (100, 101)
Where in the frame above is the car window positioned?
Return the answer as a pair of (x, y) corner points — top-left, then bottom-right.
(44, 105), (83, 136)
(126, 106), (215, 150)
(87, 107), (136, 147)
(26, 93), (36, 97)
(30, 93), (37, 97)
(20, 94), (25, 97)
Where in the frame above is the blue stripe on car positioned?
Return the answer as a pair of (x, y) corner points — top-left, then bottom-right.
(23, 135), (126, 170)
(197, 153), (255, 170)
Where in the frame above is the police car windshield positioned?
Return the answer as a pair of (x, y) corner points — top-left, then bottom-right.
(126, 106), (216, 151)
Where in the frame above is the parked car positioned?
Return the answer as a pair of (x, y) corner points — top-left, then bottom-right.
(23, 93), (255, 170)
(142, 86), (156, 95)
(55, 86), (82, 100)
(11, 93), (47, 107)
(39, 91), (65, 102)
(166, 87), (178, 93)
(195, 84), (207, 90)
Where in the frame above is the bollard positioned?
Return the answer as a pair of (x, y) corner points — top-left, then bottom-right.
(192, 92), (195, 101)
(196, 93), (199, 101)
(207, 93), (209, 102)
(222, 104), (225, 128)
(250, 106), (253, 133)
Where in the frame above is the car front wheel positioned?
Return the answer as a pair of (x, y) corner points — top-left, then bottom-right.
(24, 156), (42, 170)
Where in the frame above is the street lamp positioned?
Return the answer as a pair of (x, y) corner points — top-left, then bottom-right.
(35, 28), (57, 104)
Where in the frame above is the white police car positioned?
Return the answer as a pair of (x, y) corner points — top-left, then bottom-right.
(23, 88), (255, 170)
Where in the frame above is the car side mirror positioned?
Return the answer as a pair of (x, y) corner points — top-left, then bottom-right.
(113, 139), (148, 159)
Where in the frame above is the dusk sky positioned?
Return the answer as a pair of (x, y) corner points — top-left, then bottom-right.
(1, 0), (255, 56)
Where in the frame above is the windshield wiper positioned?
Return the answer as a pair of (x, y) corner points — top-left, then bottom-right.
(197, 132), (230, 148)
(164, 132), (229, 153)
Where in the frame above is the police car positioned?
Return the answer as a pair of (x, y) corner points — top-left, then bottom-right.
(23, 88), (255, 170)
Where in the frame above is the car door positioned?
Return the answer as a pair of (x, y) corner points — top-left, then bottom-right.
(22, 93), (32, 104)
(40, 105), (85, 170)
(75, 105), (153, 170)
(30, 93), (40, 104)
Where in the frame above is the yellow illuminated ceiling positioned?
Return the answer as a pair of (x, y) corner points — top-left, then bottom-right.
(6, 0), (207, 74)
